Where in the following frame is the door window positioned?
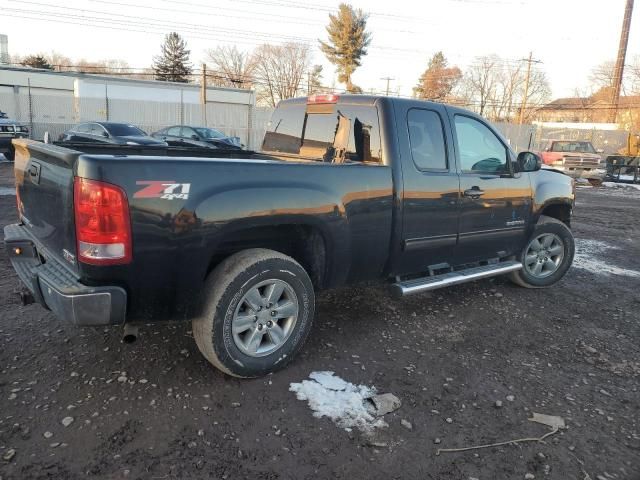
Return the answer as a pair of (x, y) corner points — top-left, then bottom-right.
(75, 123), (90, 133)
(407, 109), (447, 170)
(454, 115), (508, 174)
(89, 123), (106, 136)
(167, 126), (182, 136)
(183, 128), (197, 139)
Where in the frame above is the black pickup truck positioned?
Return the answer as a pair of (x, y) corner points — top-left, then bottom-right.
(4, 94), (575, 377)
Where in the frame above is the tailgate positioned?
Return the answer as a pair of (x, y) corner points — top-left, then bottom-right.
(14, 139), (81, 272)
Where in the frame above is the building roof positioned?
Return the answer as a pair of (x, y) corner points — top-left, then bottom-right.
(540, 94), (640, 110)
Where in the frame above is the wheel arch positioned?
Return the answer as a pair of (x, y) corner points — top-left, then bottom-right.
(538, 201), (572, 227)
(205, 222), (332, 290)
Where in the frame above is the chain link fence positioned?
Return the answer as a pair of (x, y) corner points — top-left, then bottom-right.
(0, 89), (270, 150)
(0, 88), (632, 155)
(493, 122), (630, 155)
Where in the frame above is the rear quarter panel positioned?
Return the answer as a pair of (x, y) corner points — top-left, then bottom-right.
(76, 155), (394, 321)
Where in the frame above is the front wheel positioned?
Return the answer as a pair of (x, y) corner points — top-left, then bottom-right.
(192, 248), (315, 378)
(510, 215), (575, 288)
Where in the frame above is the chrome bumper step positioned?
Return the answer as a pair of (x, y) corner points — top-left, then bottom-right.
(391, 261), (522, 298)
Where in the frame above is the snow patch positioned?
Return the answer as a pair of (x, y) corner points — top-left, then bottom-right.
(0, 187), (15, 196)
(290, 371), (387, 433)
(600, 182), (640, 193)
(573, 239), (640, 278)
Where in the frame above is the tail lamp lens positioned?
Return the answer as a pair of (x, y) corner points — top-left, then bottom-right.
(74, 177), (132, 265)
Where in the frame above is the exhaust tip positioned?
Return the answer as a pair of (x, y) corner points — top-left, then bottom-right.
(121, 324), (139, 344)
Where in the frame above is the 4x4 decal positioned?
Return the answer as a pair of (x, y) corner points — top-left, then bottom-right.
(134, 181), (191, 200)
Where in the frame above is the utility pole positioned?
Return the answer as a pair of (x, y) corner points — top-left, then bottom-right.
(609, 0), (634, 124)
(381, 77), (394, 96)
(518, 52), (542, 125)
(200, 63), (207, 126)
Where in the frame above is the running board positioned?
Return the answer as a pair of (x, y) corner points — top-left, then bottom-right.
(391, 261), (522, 298)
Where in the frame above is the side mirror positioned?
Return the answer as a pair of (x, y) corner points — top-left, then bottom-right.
(596, 148), (604, 154)
(517, 151), (542, 172)
(102, 131), (109, 138)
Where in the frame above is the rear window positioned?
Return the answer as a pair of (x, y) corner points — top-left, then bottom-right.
(105, 124), (146, 136)
(262, 103), (382, 163)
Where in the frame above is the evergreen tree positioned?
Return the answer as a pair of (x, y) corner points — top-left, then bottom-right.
(319, 3), (371, 93)
(414, 52), (462, 101)
(21, 54), (52, 70)
(153, 32), (192, 82)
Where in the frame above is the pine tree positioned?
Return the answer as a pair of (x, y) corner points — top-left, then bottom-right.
(153, 32), (192, 83)
(319, 3), (371, 93)
(414, 52), (462, 102)
(21, 54), (52, 70)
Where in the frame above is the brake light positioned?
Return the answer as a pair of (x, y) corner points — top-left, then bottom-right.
(74, 177), (132, 265)
(307, 93), (339, 104)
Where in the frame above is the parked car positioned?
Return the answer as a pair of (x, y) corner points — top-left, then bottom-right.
(538, 139), (605, 182)
(152, 125), (242, 149)
(59, 122), (168, 146)
(5, 94), (576, 378)
(0, 111), (29, 161)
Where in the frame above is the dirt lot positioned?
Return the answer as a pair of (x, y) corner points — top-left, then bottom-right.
(0, 161), (639, 480)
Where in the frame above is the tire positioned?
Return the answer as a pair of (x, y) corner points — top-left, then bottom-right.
(192, 248), (315, 378)
(510, 215), (575, 288)
(4, 144), (15, 162)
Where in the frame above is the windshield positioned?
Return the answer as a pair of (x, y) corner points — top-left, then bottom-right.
(195, 127), (226, 139)
(106, 124), (147, 136)
(550, 141), (596, 154)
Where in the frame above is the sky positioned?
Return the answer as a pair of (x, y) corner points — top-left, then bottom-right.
(2, 0), (639, 99)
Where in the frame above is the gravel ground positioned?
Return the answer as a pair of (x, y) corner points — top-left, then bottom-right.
(0, 161), (639, 480)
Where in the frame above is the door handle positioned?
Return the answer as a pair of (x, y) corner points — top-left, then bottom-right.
(463, 187), (485, 199)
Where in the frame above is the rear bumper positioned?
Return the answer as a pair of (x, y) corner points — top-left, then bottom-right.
(4, 223), (127, 326)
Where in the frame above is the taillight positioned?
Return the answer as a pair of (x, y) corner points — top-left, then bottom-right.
(74, 177), (132, 265)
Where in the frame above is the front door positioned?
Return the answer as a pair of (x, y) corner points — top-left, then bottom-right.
(450, 113), (532, 262)
(397, 106), (460, 274)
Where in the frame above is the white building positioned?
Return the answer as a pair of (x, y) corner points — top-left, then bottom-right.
(0, 66), (261, 147)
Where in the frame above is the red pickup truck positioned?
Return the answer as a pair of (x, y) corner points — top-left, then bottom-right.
(539, 140), (605, 182)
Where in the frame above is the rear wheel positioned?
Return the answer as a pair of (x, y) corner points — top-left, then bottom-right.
(510, 215), (575, 288)
(4, 144), (15, 162)
(192, 248), (315, 377)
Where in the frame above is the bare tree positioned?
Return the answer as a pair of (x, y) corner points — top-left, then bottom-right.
(252, 42), (311, 107)
(461, 55), (500, 116)
(72, 58), (131, 75)
(205, 46), (256, 89)
(457, 55), (550, 122)
(629, 55), (640, 95)
(590, 60), (616, 90)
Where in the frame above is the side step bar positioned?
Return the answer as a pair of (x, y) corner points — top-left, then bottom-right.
(391, 260), (522, 298)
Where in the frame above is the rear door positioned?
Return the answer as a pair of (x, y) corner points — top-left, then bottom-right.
(396, 105), (460, 274)
(450, 112), (532, 262)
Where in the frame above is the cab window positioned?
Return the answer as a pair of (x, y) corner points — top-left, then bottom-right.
(454, 115), (508, 174)
(407, 109), (447, 171)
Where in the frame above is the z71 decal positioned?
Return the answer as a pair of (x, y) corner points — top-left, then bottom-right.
(134, 181), (191, 200)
